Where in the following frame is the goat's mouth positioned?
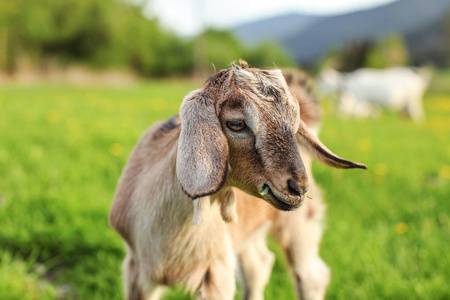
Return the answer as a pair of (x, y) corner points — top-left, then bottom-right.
(259, 184), (303, 211)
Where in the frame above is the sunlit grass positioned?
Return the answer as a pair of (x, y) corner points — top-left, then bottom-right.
(0, 76), (449, 299)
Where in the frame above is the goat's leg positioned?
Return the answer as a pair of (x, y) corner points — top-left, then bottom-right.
(237, 222), (274, 300)
(196, 244), (236, 300)
(274, 201), (330, 300)
(405, 95), (425, 121)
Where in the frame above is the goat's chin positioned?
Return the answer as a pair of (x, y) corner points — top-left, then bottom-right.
(259, 185), (303, 211)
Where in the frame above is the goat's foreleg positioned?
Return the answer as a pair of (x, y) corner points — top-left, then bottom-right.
(196, 240), (236, 300)
(274, 199), (330, 300)
(237, 222), (274, 300)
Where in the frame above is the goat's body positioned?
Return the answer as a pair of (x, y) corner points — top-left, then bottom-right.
(110, 65), (365, 300)
(110, 117), (235, 299)
(321, 67), (428, 121)
(343, 68), (427, 120)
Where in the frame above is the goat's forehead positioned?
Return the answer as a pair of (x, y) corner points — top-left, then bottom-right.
(233, 68), (287, 91)
(239, 94), (300, 135)
(215, 67), (301, 130)
(230, 70), (299, 126)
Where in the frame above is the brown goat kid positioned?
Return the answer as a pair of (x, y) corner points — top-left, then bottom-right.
(229, 69), (346, 300)
(109, 62), (366, 300)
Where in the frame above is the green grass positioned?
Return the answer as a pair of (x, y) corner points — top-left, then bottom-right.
(0, 75), (449, 299)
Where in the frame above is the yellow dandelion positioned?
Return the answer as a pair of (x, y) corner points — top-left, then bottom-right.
(357, 139), (372, 152)
(439, 165), (450, 180)
(46, 109), (60, 123)
(428, 119), (447, 133)
(375, 163), (387, 176)
(435, 97), (450, 111)
(110, 143), (123, 157)
(395, 222), (408, 234)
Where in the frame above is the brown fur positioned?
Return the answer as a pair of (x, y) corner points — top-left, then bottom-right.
(109, 62), (365, 300)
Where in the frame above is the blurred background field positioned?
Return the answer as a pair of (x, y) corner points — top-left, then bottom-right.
(1, 0), (450, 299)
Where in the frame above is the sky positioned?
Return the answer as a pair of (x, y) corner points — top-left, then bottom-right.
(146, 0), (398, 36)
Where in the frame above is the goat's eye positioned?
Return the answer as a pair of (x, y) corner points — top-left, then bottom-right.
(226, 120), (246, 132)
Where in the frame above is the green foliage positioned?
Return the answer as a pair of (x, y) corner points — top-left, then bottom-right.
(246, 41), (295, 68)
(0, 0), (194, 76)
(0, 253), (56, 300)
(318, 34), (410, 72)
(339, 40), (373, 72)
(195, 29), (247, 70)
(0, 73), (448, 299)
(194, 29), (294, 71)
(0, 2), (293, 76)
(316, 47), (342, 72)
(318, 40), (372, 72)
(365, 34), (409, 69)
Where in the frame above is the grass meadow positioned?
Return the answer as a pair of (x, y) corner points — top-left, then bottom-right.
(0, 73), (449, 299)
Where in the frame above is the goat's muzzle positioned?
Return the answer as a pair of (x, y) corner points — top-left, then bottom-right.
(259, 181), (307, 211)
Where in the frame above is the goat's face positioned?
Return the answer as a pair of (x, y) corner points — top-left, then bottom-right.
(177, 62), (366, 211)
(218, 68), (307, 210)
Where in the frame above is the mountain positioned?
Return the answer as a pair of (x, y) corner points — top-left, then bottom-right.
(233, 13), (323, 47)
(233, 0), (450, 66)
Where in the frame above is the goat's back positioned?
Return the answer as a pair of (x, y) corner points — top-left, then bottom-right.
(109, 115), (182, 247)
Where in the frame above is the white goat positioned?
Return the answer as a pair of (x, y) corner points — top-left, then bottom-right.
(319, 67), (429, 121)
(109, 62), (366, 300)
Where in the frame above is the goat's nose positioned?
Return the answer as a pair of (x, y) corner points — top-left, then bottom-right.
(287, 179), (308, 197)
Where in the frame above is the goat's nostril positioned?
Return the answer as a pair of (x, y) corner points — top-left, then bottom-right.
(287, 179), (302, 197)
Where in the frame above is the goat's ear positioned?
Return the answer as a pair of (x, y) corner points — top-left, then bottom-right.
(296, 119), (367, 169)
(177, 90), (229, 199)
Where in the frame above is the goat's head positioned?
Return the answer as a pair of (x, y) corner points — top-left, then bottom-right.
(177, 61), (366, 212)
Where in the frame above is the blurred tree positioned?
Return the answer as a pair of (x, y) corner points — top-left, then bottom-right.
(246, 40), (295, 69)
(316, 46), (341, 73)
(194, 29), (295, 72)
(0, 0), (294, 77)
(194, 29), (247, 71)
(318, 40), (372, 73)
(0, 1), (21, 72)
(365, 34), (409, 68)
(338, 40), (372, 72)
(318, 36), (408, 72)
(0, 0), (194, 76)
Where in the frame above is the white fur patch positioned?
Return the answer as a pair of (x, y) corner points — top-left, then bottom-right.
(192, 197), (210, 226)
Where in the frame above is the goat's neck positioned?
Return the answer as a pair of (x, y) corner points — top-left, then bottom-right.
(164, 145), (225, 228)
